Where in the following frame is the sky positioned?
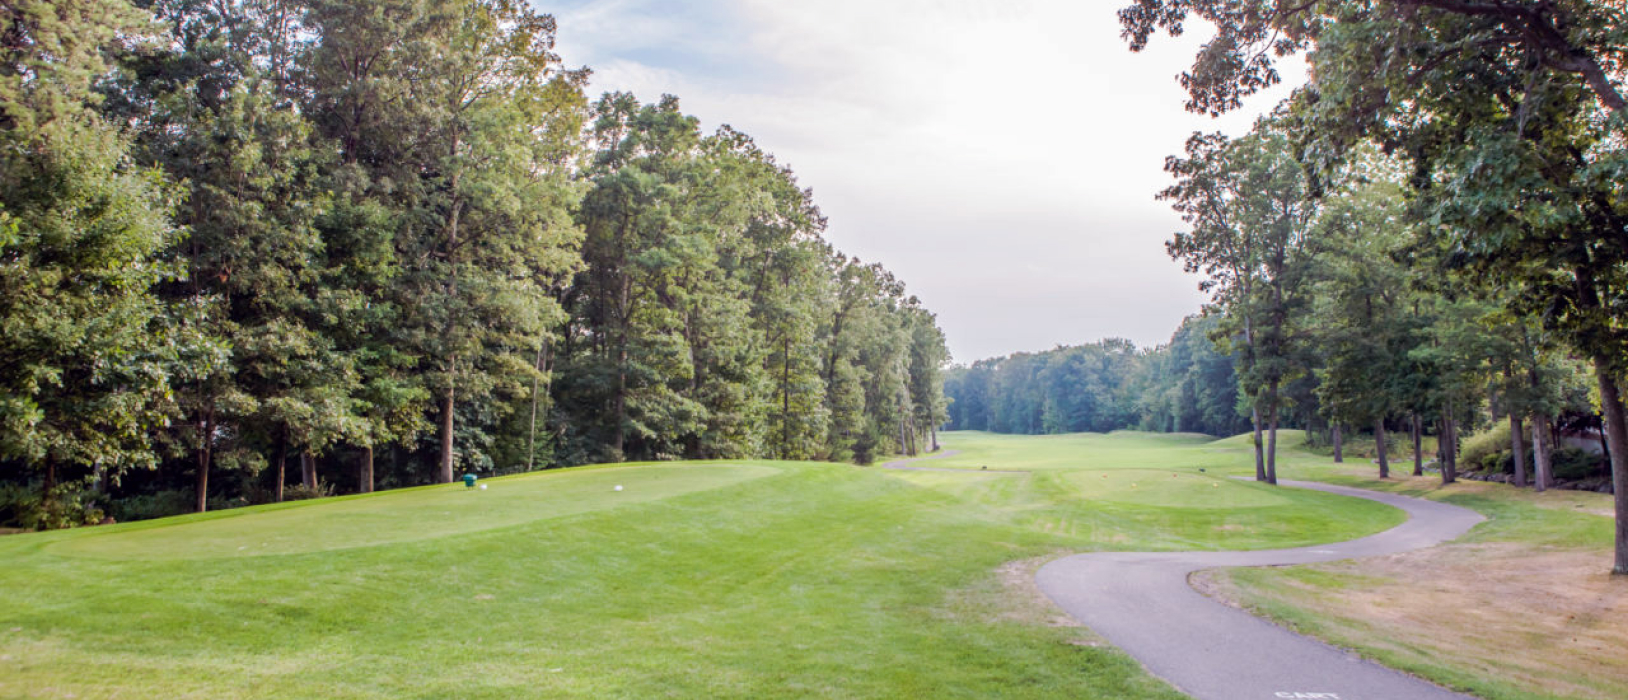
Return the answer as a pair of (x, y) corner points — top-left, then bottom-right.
(546, 0), (1305, 363)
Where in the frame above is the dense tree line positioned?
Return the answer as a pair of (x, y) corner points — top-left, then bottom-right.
(945, 316), (1250, 438)
(0, 0), (948, 528)
(1121, 0), (1628, 572)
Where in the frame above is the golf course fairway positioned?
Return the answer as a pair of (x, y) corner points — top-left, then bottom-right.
(1, 431), (1407, 699)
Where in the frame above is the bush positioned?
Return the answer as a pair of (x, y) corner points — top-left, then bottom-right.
(107, 490), (250, 522)
(0, 483), (30, 528)
(1306, 428), (1423, 459)
(1459, 423), (1514, 471)
(1479, 450), (1514, 474)
(282, 480), (335, 501)
(109, 490), (195, 522)
(1552, 447), (1605, 482)
(0, 483), (106, 530)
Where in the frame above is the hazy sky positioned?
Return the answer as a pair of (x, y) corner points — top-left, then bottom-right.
(548, 0), (1303, 363)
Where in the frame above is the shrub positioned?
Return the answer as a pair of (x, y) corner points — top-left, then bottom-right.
(1552, 447), (1605, 482)
(1305, 428), (1423, 459)
(1459, 423), (1514, 471)
(109, 490), (195, 522)
(106, 490), (250, 522)
(282, 480), (335, 501)
(1, 483), (106, 530)
(1479, 450), (1514, 474)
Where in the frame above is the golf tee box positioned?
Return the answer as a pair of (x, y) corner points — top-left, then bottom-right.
(462, 473), (477, 488)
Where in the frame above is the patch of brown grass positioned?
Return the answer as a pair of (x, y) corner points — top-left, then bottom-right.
(1329, 469), (1615, 518)
(937, 553), (1104, 646)
(1199, 543), (1628, 700)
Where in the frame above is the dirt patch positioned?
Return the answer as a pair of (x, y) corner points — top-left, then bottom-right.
(1188, 567), (1242, 608)
(939, 554), (1103, 646)
(1201, 543), (1628, 700)
(992, 556), (1085, 630)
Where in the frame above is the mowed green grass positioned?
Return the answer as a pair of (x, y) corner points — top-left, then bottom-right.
(0, 431), (1402, 699)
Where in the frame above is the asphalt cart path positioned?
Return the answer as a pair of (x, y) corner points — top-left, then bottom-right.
(1037, 479), (1484, 700)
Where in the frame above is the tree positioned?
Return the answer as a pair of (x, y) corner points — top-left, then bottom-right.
(1122, 0), (1628, 572)
(1163, 121), (1318, 483)
(1118, 0), (1626, 118)
(0, 0), (182, 526)
(304, 0), (586, 482)
(1304, 145), (1425, 479)
(109, 0), (339, 511)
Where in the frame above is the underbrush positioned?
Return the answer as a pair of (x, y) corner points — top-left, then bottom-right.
(1303, 430), (1435, 462)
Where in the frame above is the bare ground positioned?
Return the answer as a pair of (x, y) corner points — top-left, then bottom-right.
(939, 553), (1105, 646)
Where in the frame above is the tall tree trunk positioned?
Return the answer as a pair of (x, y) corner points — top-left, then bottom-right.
(1331, 423), (1343, 463)
(898, 415), (909, 457)
(1572, 267), (1628, 572)
(528, 343), (543, 471)
(1510, 414), (1528, 488)
(439, 387), (456, 483)
(301, 451), (317, 490)
(1533, 414), (1553, 491)
(931, 427), (940, 452)
(1441, 405), (1458, 485)
(1598, 417), (1612, 467)
(195, 407), (215, 513)
(274, 431), (287, 503)
(1242, 311), (1265, 481)
(1412, 414), (1424, 477)
(1591, 359), (1628, 575)
(1251, 406), (1266, 481)
(528, 337), (551, 471)
(1265, 384), (1279, 485)
(613, 344), (627, 458)
(1375, 419), (1389, 479)
(359, 445), (374, 494)
(782, 336), (792, 459)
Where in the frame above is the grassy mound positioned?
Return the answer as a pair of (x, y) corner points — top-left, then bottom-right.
(54, 463), (776, 559)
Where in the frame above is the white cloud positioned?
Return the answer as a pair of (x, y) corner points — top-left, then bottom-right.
(549, 0), (1304, 362)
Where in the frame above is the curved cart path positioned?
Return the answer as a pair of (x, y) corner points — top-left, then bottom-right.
(1037, 479), (1484, 700)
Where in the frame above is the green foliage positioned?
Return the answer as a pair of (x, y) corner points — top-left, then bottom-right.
(0, 482), (106, 530)
(946, 315), (1252, 438)
(0, 0), (181, 501)
(1552, 448), (1606, 483)
(1459, 424), (1514, 473)
(0, 0), (953, 523)
(279, 480), (335, 502)
(1121, 0), (1628, 566)
(107, 489), (195, 523)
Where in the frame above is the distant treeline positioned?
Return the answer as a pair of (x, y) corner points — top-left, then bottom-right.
(0, 0), (947, 528)
(945, 315), (1250, 437)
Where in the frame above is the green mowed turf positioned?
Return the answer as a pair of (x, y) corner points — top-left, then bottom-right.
(53, 463), (777, 559)
(0, 430), (1403, 699)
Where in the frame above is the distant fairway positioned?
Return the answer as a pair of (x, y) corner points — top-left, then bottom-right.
(0, 431), (1404, 699)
